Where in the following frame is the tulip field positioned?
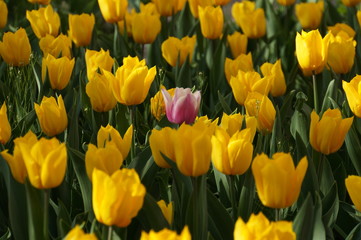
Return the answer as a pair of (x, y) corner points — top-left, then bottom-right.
(2, 0), (361, 239)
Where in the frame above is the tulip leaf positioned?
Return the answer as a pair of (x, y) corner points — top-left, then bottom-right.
(340, 202), (361, 223)
(279, 90), (296, 125)
(217, 91), (232, 115)
(321, 182), (339, 230)
(0, 228), (11, 240)
(290, 109), (309, 147)
(212, 166), (230, 206)
(237, 169), (255, 221)
(344, 124), (361, 175)
(270, 106), (282, 155)
(346, 223), (361, 240)
(320, 80), (336, 114)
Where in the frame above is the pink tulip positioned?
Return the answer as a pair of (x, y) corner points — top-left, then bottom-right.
(162, 87), (201, 124)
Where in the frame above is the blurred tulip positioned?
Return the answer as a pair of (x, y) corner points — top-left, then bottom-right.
(357, 11), (361, 29)
(295, 30), (330, 76)
(0, 0), (8, 29)
(0, 28), (31, 66)
(0, 103), (11, 144)
(345, 175), (361, 212)
(295, 1), (324, 30)
(65, 225), (98, 240)
(26, 5), (60, 39)
(98, 0), (128, 23)
(343, 76), (361, 118)
(328, 23), (355, 39)
(198, 6), (224, 39)
(85, 48), (114, 81)
(342, 0), (361, 6)
(68, 13), (95, 47)
(214, 0), (232, 5)
(150, 86), (175, 121)
(34, 95), (68, 137)
(92, 168), (146, 227)
(157, 200), (173, 225)
(224, 53), (254, 83)
(117, 10), (135, 37)
(149, 127), (175, 168)
(132, 9), (161, 44)
(310, 109), (353, 155)
(260, 59), (286, 97)
(220, 112), (257, 138)
(276, 0), (295, 6)
(42, 54), (75, 90)
(140, 227), (191, 240)
(161, 36), (196, 67)
(162, 87), (201, 124)
(104, 56), (156, 105)
(39, 34), (72, 59)
(28, 0), (50, 4)
(152, 0), (187, 16)
(188, 0), (214, 18)
(227, 32), (248, 58)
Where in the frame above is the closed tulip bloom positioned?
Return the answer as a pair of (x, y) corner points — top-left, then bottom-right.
(252, 153), (308, 208)
(28, 0), (50, 4)
(65, 225), (98, 240)
(0, 28), (31, 66)
(141, 227), (191, 240)
(132, 12), (161, 44)
(227, 32), (248, 58)
(85, 49), (114, 81)
(224, 53), (254, 83)
(260, 59), (286, 97)
(151, 87), (175, 121)
(42, 54), (75, 90)
(92, 168), (146, 227)
(157, 200), (173, 225)
(85, 143), (123, 181)
(39, 34), (72, 59)
(358, 11), (361, 29)
(34, 95), (68, 137)
(328, 23), (355, 39)
(215, 0), (232, 5)
(295, 1), (324, 30)
(343, 76), (361, 118)
(0, 0), (8, 29)
(97, 124), (133, 159)
(149, 127), (175, 168)
(295, 30), (330, 76)
(26, 5), (60, 39)
(117, 10), (136, 37)
(161, 36), (196, 67)
(342, 0), (361, 6)
(68, 13), (95, 47)
(198, 6), (224, 39)
(98, 0), (128, 23)
(220, 112), (257, 138)
(0, 103), (11, 144)
(188, 0), (214, 18)
(310, 109), (353, 155)
(152, 0), (187, 16)
(277, 0), (296, 6)
(345, 175), (361, 212)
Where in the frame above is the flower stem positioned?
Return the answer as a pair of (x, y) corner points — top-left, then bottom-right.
(312, 73), (319, 113)
(113, 24), (118, 58)
(107, 226), (112, 240)
(130, 105), (136, 162)
(275, 208), (280, 221)
(43, 189), (50, 240)
(227, 175), (237, 221)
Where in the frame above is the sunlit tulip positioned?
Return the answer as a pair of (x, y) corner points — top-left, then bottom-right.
(85, 48), (114, 81)
(260, 59), (286, 97)
(310, 109), (353, 155)
(188, 0), (214, 18)
(132, 10), (161, 44)
(276, 0), (296, 6)
(0, 103), (11, 144)
(196, 115), (219, 133)
(157, 200), (173, 225)
(65, 225), (98, 240)
(26, 5), (60, 39)
(92, 168), (146, 227)
(295, 30), (330, 76)
(28, 0), (50, 4)
(295, 1), (324, 30)
(140, 227), (191, 240)
(39, 34), (72, 59)
(117, 10), (135, 37)
(68, 13), (95, 47)
(224, 53), (254, 83)
(0, 0), (8, 29)
(161, 36), (196, 67)
(152, 0), (187, 16)
(342, 0), (361, 6)
(150, 86), (175, 121)
(34, 95), (68, 137)
(149, 127), (175, 168)
(345, 175), (361, 212)
(343, 76), (361, 118)
(98, 0), (128, 23)
(42, 54), (75, 90)
(198, 6), (224, 39)
(328, 23), (355, 39)
(0, 28), (31, 66)
(227, 32), (248, 58)
(219, 112), (257, 138)
(162, 87), (201, 124)
(214, 0), (232, 5)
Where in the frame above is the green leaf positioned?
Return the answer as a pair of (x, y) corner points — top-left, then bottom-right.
(217, 91), (232, 115)
(237, 169), (255, 221)
(346, 222), (361, 240)
(0, 228), (11, 240)
(344, 123), (361, 175)
(322, 182), (339, 229)
(320, 80), (336, 114)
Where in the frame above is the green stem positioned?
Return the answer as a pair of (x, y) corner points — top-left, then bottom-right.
(107, 226), (112, 240)
(43, 189), (50, 240)
(130, 105), (136, 161)
(113, 24), (118, 58)
(227, 175), (237, 221)
(317, 154), (325, 184)
(312, 73), (319, 113)
(275, 208), (280, 221)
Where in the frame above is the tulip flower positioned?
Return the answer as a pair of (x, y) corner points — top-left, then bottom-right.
(224, 53), (254, 83)
(309, 109), (353, 155)
(231, 1), (266, 39)
(117, 10), (136, 37)
(0, 0), (8, 29)
(150, 86), (175, 121)
(149, 127), (175, 168)
(214, 0), (232, 5)
(26, 5), (60, 39)
(227, 32), (248, 58)
(357, 11), (361, 29)
(295, 1), (324, 30)
(342, 0), (361, 6)
(219, 112), (257, 138)
(198, 6), (224, 39)
(132, 6), (161, 44)
(157, 200), (173, 225)
(97, 124), (133, 159)
(260, 59), (286, 97)
(276, 0), (296, 6)
(295, 30), (330, 76)
(28, 0), (50, 4)
(42, 54), (75, 90)
(345, 175), (361, 212)
(68, 13), (95, 47)
(0, 28), (31, 66)
(17, 132), (67, 189)
(0, 103), (11, 144)
(92, 168), (146, 227)
(188, 0), (213, 18)
(140, 227), (191, 240)
(34, 95), (68, 137)
(39, 34), (72, 59)
(152, 0), (187, 16)
(328, 23), (355, 39)
(343, 76), (361, 118)
(85, 48), (114, 81)
(65, 225), (98, 240)
(98, 0), (128, 23)
(161, 36), (196, 67)
(162, 87), (201, 124)
(234, 212), (296, 240)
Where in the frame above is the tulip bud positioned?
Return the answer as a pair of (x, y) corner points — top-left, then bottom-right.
(150, 86), (175, 121)
(140, 227), (191, 240)
(342, 0), (361, 7)
(42, 54), (75, 90)
(65, 225), (98, 240)
(39, 34), (72, 59)
(343, 76), (361, 118)
(98, 0), (128, 23)
(295, 1), (324, 30)
(117, 10), (136, 37)
(85, 48), (114, 81)
(198, 6), (224, 40)
(0, 0), (8, 29)
(188, 0), (214, 18)
(161, 36), (196, 67)
(0, 28), (31, 66)
(26, 5), (60, 39)
(220, 112), (257, 138)
(68, 13), (95, 47)
(328, 23), (355, 39)
(157, 200), (173, 225)
(260, 59), (286, 97)
(152, 0), (187, 16)
(224, 53), (254, 83)
(345, 175), (361, 212)
(276, 0), (296, 6)
(0, 103), (11, 144)
(28, 0), (50, 4)
(149, 127), (175, 168)
(132, 4), (161, 44)
(227, 32), (248, 58)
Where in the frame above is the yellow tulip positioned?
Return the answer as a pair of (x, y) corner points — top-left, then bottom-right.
(26, 5), (60, 39)
(0, 0), (8, 29)
(0, 28), (31, 66)
(342, 0), (361, 6)
(97, 124), (133, 159)
(42, 54), (75, 90)
(34, 95), (68, 137)
(65, 225), (98, 240)
(104, 56), (156, 105)
(276, 0), (296, 6)
(28, 0), (50, 4)
(68, 13), (95, 47)
(219, 112), (257, 138)
(92, 168), (146, 227)
(39, 34), (72, 59)
(0, 102), (11, 144)
(309, 109), (353, 155)
(150, 86), (175, 121)
(140, 227), (191, 240)
(85, 48), (114, 81)
(343, 76), (361, 118)
(157, 200), (173, 225)
(230, 71), (270, 106)
(198, 6), (224, 40)
(328, 23), (355, 39)
(132, 11), (161, 44)
(117, 10), (136, 37)
(345, 175), (361, 212)
(139, 2), (159, 15)
(149, 127), (175, 168)
(152, 0), (187, 16)
(295, 30), (330, 76)
(227, 32), (248, 59)
(188, 0), (214, 18)
(224, 53), (254, 83)
(357, 11), (361, 29)
(295, 1), (324, 30)
(260, 59), (286, 97)
(214, 0), (232, 5)
(98, 0), (128, 23)
(161, 36), (196, 67)
(231, 1), (266, 39)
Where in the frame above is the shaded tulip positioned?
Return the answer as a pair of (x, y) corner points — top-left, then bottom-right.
(219, 112), (257, 138)
(309, 109), (353, 155)
(277, 0), (296, 6)
(0, 28), (31, 66)
(26, 5), (60, 39)
(150, 86), (175, 121)
(295, 30), (330, 76)
(198, 6), (224, 39)
(98, 0), (128, 23)
(188, 0), (214, 18)
(260, 59), (286, 97)
(343, 76), (361, 118)
(227, 31), (248, 58)
(345, 175), (361, 212)
(68, 13), (95, 47)
(85, 48), (114, 81)
(342, 0), (361, 6)
(149, 127), (175, 168)
(140, 227), (191, 240)
(152, 0), (187, 16)
(0, 103), (11, 144)
(117, 10), (136, 37)
(157, 200), (173, 225)
(39, 34), (72, 59)
(295, 1), (324, 30)
(139, 2), (159, 15)
(0, 0), (8, 29)
(92, 168), (146, 227)
(215, 0), (232, 5)
(162, 87), (201, 124)
(161, 36), (196, 67)
(224, 53), (254, 83)
(132, 9), (161, 44)
(231, 1), (266, 39)
(357, 11), (361, 29)
(97, 124), (133, 159)
(42, 54), (75, 90)
(28, 0), (50, 4)
(34, 95), (68, 137)
(65, 225), (98, 240)
(328, 23), (355, 39)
